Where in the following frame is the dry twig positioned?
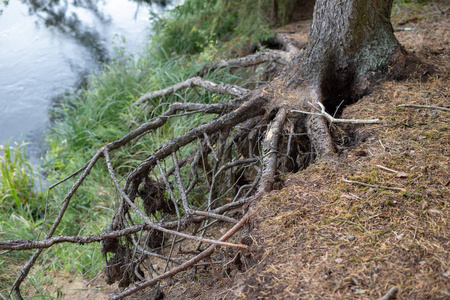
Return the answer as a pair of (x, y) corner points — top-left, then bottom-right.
(376, 164), (400, 173)
(398, 104), (450, 112)
(342, 178), (406, 192)
(292, 102), (380, 124)
(376, 287), (399, 300)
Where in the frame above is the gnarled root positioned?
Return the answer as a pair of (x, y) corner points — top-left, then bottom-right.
(5, 42), (381, 299)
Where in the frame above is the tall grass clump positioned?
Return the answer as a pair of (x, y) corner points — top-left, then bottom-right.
(0, 142), (47, 295)
(0, 142), (45, 220)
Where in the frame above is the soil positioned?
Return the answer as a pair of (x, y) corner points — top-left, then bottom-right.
(40, 2), (449, 299)
(47, 274), (117, 300)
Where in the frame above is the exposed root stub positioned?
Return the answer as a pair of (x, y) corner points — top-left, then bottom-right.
(101, 236), (119, 255)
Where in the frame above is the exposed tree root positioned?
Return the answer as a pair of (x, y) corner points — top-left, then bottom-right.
(197, 49), (292, 76)
(258, 108), (287, 194)
(135, 76), (249, 105)
(5, 28), (388, 298)
(271, 33), (304, 54)
(109, 213), (251, 300)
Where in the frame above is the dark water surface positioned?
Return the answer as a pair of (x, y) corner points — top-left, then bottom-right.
(0, 0), (174, 160)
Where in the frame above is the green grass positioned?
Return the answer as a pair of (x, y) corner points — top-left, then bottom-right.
(0, 143), (45, 219)
(0, 142), (48, 297)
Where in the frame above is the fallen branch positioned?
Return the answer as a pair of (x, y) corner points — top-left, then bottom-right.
(198, 49), (291, 76)
(292, 102), (380, 124)
(136, 77), (250, 104)
(398, 104), (450, 112)
(376, 287), (399, 300)
(342, 178), (406, 192)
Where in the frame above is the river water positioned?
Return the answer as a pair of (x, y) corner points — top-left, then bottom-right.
(0, 0), (173, 161)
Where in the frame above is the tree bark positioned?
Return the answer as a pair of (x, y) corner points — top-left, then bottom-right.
(304, 0), (400, 77)
(287, 0), (403, 158)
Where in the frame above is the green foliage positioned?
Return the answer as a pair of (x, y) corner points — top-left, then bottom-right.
(0, 143), (45, 220)
(152, 0), (298, 56)
(0, 143), (48, 296)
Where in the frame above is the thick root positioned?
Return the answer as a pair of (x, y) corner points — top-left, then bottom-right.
(6, 44), (379, 298)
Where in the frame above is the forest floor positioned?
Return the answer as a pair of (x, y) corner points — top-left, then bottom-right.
(40, 3), (448, 299)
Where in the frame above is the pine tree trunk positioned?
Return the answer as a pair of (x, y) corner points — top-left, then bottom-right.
(290, 0), (404, 159)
